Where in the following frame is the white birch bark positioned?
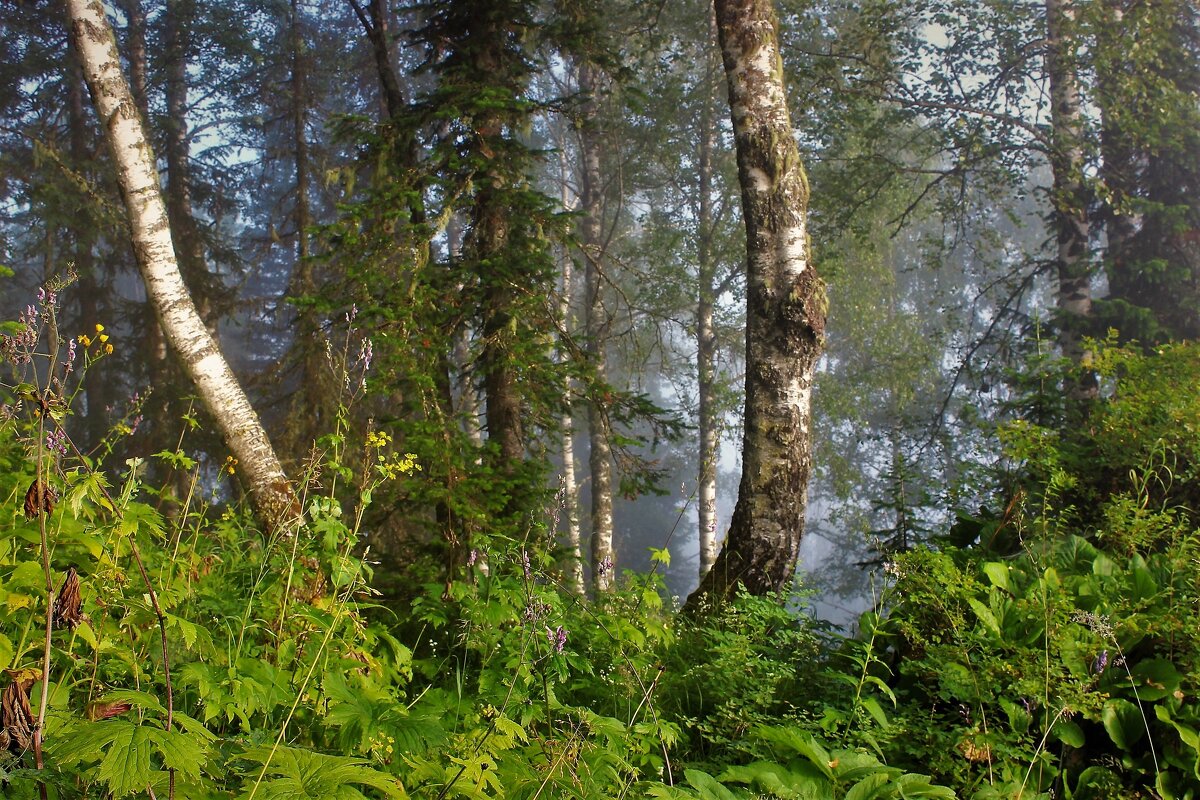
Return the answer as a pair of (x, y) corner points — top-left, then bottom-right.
(67, 0), (298, 531)
(557, 150), (585, 595)
(687, 0), (825, 608)
(578, 60), (616, 593)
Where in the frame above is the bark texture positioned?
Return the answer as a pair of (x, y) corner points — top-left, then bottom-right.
(686, 0), (824, 609)
(578, 60), (615, 593)
(696, 21), (721, 579)
(1045, 0), (1095, 404)
(67, 0), (298, 531)
(557, 151), (585, 595)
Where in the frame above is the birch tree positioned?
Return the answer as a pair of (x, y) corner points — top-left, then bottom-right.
(1045, 0), (1095, 404)
(687, 0), (825, 606)
(66, 0), (297, 531)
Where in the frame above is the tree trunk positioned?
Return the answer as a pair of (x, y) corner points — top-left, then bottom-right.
(557, 149), (584, 594)
(163, 0), (214, 327)
(66, 31), (106, 443)
(578, 60), (615, 593)
(696, 21), (721, 580)
(284, 0), (329, 451)
(67, 0), (298, 531)
(686, 0), (825, 609)
(118, 0), (149, 121)
(1045, 0), (1095, 405)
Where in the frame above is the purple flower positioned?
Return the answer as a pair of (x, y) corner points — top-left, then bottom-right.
(598, 556), (613, 577)
(45, 429), (68, 456)
(467, 549), (478, 567)
(62, 338), (77, 376)
(521, 549), (532, 581)
(1092, 650), (1109, 675)
(547, 625), (567, 654)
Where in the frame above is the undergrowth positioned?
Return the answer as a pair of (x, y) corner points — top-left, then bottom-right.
(1, 285), (1198, 800)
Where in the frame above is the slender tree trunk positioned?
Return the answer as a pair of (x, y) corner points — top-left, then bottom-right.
(118, 0), (169, 380)
(696, 23), (721, 580)
(578, 60), (615, 592)
(686, 0), (825, 609)
(557, 150), (584, 594)
(118, 0), (149, 121)
(1045, 0), (1095, 405)
(67, 0), (298, 531)
(346, 0), (406, 120)
(284, 0), (329, 451)
(163, 0), (213, 327)
(66, 32), (106, 442)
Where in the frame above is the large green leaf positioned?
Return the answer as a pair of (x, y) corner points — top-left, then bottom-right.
(1102, 698), (1146, 751)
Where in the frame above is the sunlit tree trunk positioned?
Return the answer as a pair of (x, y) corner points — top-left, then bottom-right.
(1045, 0), (1095, 404)
(687, 0), (825, 608)
(578, 60), (616, 592)
(67, 0), (297, 531)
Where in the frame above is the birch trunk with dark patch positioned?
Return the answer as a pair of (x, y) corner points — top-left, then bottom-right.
(1045, 0), (1095, 404)
(67, 0), (298, 531)
(687, 0), (824, 608)
(578, 60), (615, 593)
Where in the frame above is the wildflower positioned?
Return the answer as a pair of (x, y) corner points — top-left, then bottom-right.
(223, 455), (238, 475)
(53, 567), (83, 630)
(521, 549), (532, 581)
(598, 556), (613, 577)
(522, 600), (551, 623)
(1092, 650), (1109, 676)
(547, 625), (568, 654)
(467, 549), (478, 568)
(104, 343), (113, 355)
(78, 334), (92, 347)
(94, 323), (104, 333)
(45, 428), (68, 456)
(63, 337), (77, 376)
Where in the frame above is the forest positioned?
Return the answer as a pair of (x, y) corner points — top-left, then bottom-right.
(0, 0), (1198, 797)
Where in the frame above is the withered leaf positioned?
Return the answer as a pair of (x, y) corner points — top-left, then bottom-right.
(53, 567), (82, 631)
(23, 479), (55, 519)
(0, 676), (35, 755)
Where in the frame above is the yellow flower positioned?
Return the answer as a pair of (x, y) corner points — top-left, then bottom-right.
(223, 455), (238, 475)
(78, 335), (91, 346)
(94, 323), (104, 333)
(366, 430), (392, 449)
(104, 343), (113, 355)
(98, 333), (109, 343)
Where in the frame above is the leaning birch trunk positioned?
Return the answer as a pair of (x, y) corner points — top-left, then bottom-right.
(686, 0), (825, 609)
(67, 0), (298, 531)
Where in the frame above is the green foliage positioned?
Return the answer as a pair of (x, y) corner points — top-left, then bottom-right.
(873, 343), (1200, 798)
